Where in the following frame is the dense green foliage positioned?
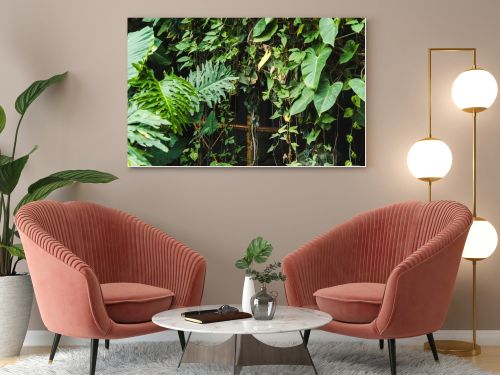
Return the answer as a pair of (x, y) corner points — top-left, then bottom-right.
(128, 18), (365, 166)
(0, 73), (117, 276)
(248, 261), (286, 285)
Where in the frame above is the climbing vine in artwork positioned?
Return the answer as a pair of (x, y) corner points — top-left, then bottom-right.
(127, 17), (366, 167)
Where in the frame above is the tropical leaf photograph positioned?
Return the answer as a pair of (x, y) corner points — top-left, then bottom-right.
(127, 17), (366, 167)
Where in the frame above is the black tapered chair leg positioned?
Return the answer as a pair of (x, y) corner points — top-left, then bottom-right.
(48, 333), (62, 363)
(177, 330), (186, 350)
(426, 333), (439, 362)
(303, 329), (311, 347)
(379, 339), (384, 350)
(90, 339), (99, 375)
(105, 339), (110, 350)
(388, 339), (396, 375)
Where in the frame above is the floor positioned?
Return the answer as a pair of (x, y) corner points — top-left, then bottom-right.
(1, 345), (500, 373)
(0, 346), (51, 367)
(465, 347), (500, 374)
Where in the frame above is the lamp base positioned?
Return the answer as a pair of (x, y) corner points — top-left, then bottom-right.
(424, 340), (481, 357)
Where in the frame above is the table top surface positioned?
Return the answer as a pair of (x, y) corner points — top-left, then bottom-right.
(152, 305), (332, 335)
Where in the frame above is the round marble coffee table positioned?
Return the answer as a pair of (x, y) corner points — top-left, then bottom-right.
(153, 305), (331, 374)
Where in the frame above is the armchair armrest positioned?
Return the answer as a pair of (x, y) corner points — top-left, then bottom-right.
(125, 218), (206, 307)
(376, 227), (470, 338)
(17, 230), (111, 339)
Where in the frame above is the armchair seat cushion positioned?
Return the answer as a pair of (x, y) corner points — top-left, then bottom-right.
(314, 283), (385, 324)
(101, 283), (174, 324)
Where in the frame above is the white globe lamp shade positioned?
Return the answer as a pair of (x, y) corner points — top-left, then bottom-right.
(462, 218), (498, 259)
(452, 69), (498, 113)
(407, 138), (453, 181)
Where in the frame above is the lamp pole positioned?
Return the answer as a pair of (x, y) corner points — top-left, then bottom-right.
(423, 47), (484, 357)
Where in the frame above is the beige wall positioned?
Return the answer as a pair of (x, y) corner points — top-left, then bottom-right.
(1, 0), (500, 331)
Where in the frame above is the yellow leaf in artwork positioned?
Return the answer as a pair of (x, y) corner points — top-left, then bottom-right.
(258, 49), (272, 71)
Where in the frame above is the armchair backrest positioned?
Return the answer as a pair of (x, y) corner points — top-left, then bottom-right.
(346, 200), (470, 284)
(16, 200), (131, 283)
(342, 201), (422, 283)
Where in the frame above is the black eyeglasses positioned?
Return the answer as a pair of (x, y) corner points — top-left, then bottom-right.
(216, 305), (239, 315)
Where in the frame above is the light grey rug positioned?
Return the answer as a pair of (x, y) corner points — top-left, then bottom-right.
(0, 341), (494, 374)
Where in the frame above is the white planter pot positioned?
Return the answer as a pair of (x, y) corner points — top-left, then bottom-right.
(241, 276), (255, 313)
(0, 274), (33, 358)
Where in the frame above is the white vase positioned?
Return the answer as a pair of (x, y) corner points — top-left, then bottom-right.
(241, 276), (255, 313)
(0, 274), (33, 358)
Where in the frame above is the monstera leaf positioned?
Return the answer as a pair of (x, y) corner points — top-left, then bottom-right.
(247, 237), (273, 263)
(128, 105), (171, 127)
(127, 105), (171, 163)
(235, 236), (274, 270)
(128, 145), (151, 167)
(128, 125), (169, 153)
(131, 68), (199, 134)
(301, 47), (332, 90)
(128, 26), (156, 81)
(188, 61), (237, 108)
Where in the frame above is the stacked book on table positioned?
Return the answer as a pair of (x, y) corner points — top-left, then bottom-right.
(182, 308), (252, 324)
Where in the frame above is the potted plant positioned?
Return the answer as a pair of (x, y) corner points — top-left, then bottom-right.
(235, 237), (286, 318)
(235, 237), (273, 312)
(0, 72), (117, 358)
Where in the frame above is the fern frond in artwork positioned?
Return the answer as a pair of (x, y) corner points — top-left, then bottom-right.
(188, 61), (238, 108)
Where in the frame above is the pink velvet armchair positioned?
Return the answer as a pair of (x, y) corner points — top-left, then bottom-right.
(283, 200), (472, 375)
(16, 200), (206, 375)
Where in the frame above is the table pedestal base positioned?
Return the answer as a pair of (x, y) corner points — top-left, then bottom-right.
(178, 332), (317, 374)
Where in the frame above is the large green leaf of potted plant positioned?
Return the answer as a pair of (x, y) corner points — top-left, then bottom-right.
(0, 72), (117, 358)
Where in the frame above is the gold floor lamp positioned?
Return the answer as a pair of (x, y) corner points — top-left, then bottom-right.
(407, 48), (498, 356)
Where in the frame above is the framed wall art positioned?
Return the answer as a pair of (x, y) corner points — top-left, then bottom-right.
(128, 17), (366, 167)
